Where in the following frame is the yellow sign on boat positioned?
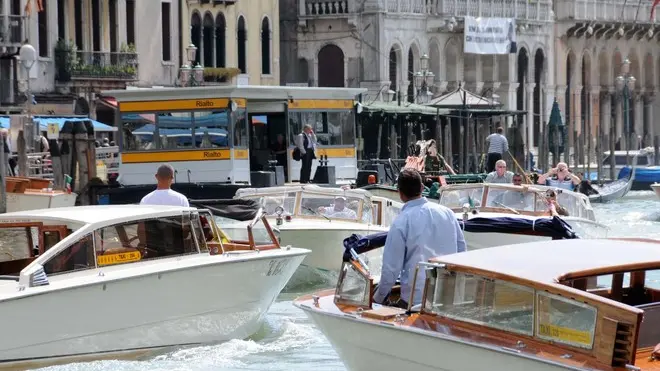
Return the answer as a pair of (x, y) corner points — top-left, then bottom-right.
(537, 323), (592, 347)
(97, 251), (142, 266)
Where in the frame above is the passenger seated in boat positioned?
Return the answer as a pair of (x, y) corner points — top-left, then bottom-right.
(317, 196), (357, 219)
(495, 173), (534, 210)
(485, 160), (514, 183)
(537, 162), (580, 191)
(545, 189), (569, 217)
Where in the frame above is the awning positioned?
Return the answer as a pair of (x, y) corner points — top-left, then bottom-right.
(362, 101), (446, 115)
(34, 117), (117, 132)
(0, 117), (9, 129)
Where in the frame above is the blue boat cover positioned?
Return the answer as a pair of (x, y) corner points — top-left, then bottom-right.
(342, 216), (577, 261)
(618, 166), (660, 183)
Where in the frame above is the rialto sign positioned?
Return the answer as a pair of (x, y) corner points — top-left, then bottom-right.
(464, 17), (517, 55)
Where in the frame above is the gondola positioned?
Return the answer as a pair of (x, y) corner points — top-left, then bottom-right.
(581, 150), (640, 203)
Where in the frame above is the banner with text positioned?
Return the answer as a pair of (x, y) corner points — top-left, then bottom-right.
(464, 17), (516, 55)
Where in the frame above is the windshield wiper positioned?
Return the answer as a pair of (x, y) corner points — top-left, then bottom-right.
(302, 206), (331, 222)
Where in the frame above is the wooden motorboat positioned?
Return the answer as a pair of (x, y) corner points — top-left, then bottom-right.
(0, 204), (308, 368)
(233, 185), (402, 274)
(437, 183), (608, 248)
(295, 238), (660, 371)
(5, 176), (77, 212)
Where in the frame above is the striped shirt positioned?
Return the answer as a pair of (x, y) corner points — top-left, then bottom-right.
(487, 133), (508, 154)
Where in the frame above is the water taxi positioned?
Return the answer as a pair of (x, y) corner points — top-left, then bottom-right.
(296, 238), (660, 371)
(0, 204), (308, 368)
(234, 185), (402, 274)
(437, 183), (608, 249)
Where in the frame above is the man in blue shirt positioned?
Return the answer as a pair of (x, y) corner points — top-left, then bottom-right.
(373, 168), (466, 309)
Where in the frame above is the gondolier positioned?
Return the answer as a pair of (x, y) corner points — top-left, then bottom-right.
(485, 126), (508, 172)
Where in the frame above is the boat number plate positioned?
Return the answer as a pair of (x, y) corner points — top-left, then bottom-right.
(267, 259), (289, 276)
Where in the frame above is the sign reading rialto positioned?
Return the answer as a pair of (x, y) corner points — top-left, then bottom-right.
(464, 17), (516, 55)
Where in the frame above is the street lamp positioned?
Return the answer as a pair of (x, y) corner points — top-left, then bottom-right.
(19, 43), (37, 155)
(178, 42), (202, 87)
(615, 57), (636, 150)
(414, 53), (435, 104)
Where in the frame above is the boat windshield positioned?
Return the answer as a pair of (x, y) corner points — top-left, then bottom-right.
(243, 192), (297, 216)
(423, 268), (598, 350)
(439, 184), (593, 219)
(300, 193), (361, 221)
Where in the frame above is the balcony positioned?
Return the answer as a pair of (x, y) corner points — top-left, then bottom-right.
(0, 15), (27, 48)
(427, 0), (552, 21)
(55, 51), (139, 83)
(299, 0), (552, 21)
(554, 0), (655, 23)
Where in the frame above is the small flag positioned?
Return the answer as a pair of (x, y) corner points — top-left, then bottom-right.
(652, 0), (660, 20)
(64, 174), (72, 193)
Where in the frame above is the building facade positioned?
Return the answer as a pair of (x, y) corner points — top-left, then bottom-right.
(556, 0), (660, 152)
(1, 0), (180, 113)
(182, 0), (281, 86)
(282, 0), (660, 161)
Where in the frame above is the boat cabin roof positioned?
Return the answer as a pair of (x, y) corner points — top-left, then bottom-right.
(235, 185), (374, 200)
(0, 205), (199, 227)
(430, 239), (660, 285)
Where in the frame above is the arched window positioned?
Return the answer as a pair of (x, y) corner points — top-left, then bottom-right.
(261, 17), (271, 75)
(215, 13), (226, 68)
(190, 12), (202, 64)
(202, 12), (214, 67)
(237, 16), (247, 73)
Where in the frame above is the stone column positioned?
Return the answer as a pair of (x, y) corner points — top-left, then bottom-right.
(615, 92), (623, 147)
(644, 93), (655, 147)
(212, 31), (217, 68)
(568, 86), (582, 166)
(526, 82), (535, 153)
(600, 90), (611, 143)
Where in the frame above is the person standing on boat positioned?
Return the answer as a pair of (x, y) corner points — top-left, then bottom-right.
(485, 159), (514, 183)
(485, 126), (509, 172)
(139, 163), (189, 207)
(374, 168), (466, 309)
(537, 162), (580, 191)
(296, 124), (317, 183)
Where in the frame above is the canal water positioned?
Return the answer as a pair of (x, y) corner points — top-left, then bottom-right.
(35, 190), (660, 371)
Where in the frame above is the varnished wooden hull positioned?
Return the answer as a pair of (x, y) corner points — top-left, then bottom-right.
(298, 300), (588, 371)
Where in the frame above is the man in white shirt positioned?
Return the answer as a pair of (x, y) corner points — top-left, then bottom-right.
(139, 164), (189, 207)
(317, 196), (357, 219)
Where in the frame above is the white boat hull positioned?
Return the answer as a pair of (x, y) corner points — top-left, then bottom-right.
(6, 192), (77, 213)
(0, 249), (306, 364)
(280, 226), (386, 272)
(651, 183), (660, 199)
(299, 301), (584, 371)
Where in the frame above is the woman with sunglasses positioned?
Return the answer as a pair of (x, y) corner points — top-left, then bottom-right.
(537, 162), (581, 191)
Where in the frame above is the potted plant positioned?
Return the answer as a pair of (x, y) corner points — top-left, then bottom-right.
(54, 39), (78, 81)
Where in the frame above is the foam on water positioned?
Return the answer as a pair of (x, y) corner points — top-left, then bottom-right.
(32, 192), (660, 371)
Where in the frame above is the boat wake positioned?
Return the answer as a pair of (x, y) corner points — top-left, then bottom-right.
(35, 301), (336, 371)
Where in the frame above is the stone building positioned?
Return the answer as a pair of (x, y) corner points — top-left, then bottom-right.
(182, 0), (281, 86)
(1, 0), (180, 115)
(281, 0), (660, 157)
